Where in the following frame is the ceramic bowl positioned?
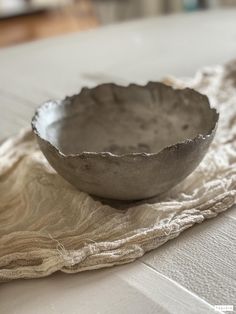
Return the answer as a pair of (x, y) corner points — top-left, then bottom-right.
(32, 82), (218, 201)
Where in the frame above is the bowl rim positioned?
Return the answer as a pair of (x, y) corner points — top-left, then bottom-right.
(31, 82), (219, 160)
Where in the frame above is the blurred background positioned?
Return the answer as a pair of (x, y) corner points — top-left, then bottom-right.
(0, 0), (236, 47)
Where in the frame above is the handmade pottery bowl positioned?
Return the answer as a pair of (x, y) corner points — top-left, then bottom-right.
(32, 82), (218, 201)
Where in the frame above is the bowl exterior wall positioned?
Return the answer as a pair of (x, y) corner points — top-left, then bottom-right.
(37, 132), (214, 201)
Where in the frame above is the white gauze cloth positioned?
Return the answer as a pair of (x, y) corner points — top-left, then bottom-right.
(0, 61), (236, 281)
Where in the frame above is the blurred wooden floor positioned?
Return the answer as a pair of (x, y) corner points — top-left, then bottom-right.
(1, 0), (234, 48)
(0, 1), (99, 47)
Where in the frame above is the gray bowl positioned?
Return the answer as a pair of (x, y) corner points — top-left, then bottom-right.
(32, 82), (218, 201)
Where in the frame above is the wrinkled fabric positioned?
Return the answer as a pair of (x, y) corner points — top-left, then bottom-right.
(0, 61), (236, 282)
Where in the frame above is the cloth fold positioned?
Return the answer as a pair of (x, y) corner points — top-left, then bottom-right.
(1, 61), (236, 281)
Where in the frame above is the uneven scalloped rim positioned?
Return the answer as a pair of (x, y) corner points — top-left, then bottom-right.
(31, 82), (219, 160)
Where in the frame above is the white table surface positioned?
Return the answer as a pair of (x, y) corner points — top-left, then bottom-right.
(0, 9), (236, 314)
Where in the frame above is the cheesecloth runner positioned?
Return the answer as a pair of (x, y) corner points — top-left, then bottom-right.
(1, 61), (236, 282)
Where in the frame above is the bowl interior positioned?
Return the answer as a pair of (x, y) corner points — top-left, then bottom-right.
(36, 83), (216, 155)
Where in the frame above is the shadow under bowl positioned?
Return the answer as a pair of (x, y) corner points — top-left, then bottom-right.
(32, 82), (218, 201)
